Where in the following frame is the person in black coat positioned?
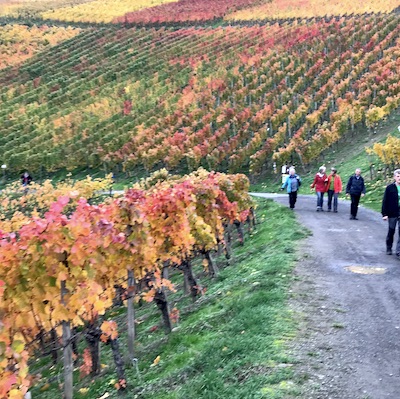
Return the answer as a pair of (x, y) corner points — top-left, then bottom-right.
(382, 169), (400, 256)
(21, 171), (32, 186)
(346, 168), (366, 220)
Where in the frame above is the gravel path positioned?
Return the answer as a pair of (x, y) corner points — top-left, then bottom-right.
(251, 193), (400, 399)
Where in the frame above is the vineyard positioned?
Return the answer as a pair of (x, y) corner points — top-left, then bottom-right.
(0, 25), (81, 70)
(0, 0), (90, 18)
(1, 0), (400, 397)
(226, 0), (400, 20)
(0, 169), (257, 398)
(0, 13), (399, 176)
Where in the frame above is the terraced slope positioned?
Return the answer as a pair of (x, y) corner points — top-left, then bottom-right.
(0, 13), (399, 175)
(0, 24), (81, 69)
(40, 0), (177, 23)
(226, 0), (400, 21)
(0, 0), (91, 17)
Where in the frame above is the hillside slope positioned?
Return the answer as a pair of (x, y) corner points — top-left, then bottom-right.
(0, 13), (399, 177)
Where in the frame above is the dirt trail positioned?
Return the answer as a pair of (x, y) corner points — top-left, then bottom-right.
(251, 193), (400, 399)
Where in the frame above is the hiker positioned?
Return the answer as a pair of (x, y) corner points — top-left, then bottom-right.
(310, 166), (328, 211)
(281, 162), (289, 183)
(281, 167), (302, 210)
(381, 169), (400, 256)
(326, 167), (343, 213)
(346, 168), (366, 220)
(281, 162), (289, 175)
(20, 171), (32, 186)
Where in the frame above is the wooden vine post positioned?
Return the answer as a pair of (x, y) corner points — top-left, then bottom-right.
(127, 269), (135, 359)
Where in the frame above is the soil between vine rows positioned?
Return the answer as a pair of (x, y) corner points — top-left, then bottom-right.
(252, 193), (400, 399)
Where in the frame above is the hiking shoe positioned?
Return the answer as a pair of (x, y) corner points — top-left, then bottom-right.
(333, 210), (338, 213)
(349, 216), (355, 220)
(387, 249), (393, 255)
(327, 209), (331, 212)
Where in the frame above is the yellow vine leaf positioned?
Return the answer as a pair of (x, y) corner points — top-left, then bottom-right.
(151, 355), (161, 367)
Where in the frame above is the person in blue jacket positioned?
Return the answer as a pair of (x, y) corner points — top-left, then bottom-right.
(281, 167), (302, 209)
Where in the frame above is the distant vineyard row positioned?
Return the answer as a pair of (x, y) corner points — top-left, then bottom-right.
(226, 0), (400, 21)
(0, 25), (81, 69)
(2, 0), (398, 24)
(118, 0), (400, 24)
(0, 0), (90, 18)
(0, 0), (262, 22)
(0, 13), (399, 175)
(41, 0), (177, 24)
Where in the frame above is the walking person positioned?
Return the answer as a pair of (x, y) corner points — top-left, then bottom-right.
(381, 169), (400, 257)
(281, 167), (302, 210)
(326, 167), (343, 212)
(346, 168), (366, 220)
(310, 166), (328, 211)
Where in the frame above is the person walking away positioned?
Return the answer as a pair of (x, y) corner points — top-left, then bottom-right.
(381, 169), (400, 257)
(310, 166), (328, 211)
(346, 168), (366, 220)
(281, 167), (301, 210)
(326, 167), (343, 212)
(21, 171), (32, 186)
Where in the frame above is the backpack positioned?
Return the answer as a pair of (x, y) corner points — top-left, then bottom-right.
(297, 175), (302, 187)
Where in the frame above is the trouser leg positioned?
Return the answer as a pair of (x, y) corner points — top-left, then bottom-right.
(333, 193), (339, 211)
(327, 190), (334, 210)
(395, 218), (400, 255)
(289, 191), (297, 208)
(316, 191), (323, 209)
(386, 217), (397, 250)
(350, 194), (360, 217)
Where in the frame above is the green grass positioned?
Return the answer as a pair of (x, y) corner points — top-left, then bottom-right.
(29, 199), (309, 399)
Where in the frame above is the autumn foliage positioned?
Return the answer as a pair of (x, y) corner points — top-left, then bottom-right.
(226, 0), (400, 21)
(0, 13), (399, 176)
(114, 0), (262, 24)
(41, 0), (177, 24)
(366, 135), (400, 170)
(0, 25), (80, 70)
(0, 169), (253, 397)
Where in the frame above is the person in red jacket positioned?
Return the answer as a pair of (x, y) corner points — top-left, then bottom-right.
(326, 167), (343, 212)
(310, 166), (328, 211)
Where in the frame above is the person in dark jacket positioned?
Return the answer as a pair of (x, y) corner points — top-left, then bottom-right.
(346, 168), (366, 220)
(381, 169), (400, 256)
(21, 171), (32, 186)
